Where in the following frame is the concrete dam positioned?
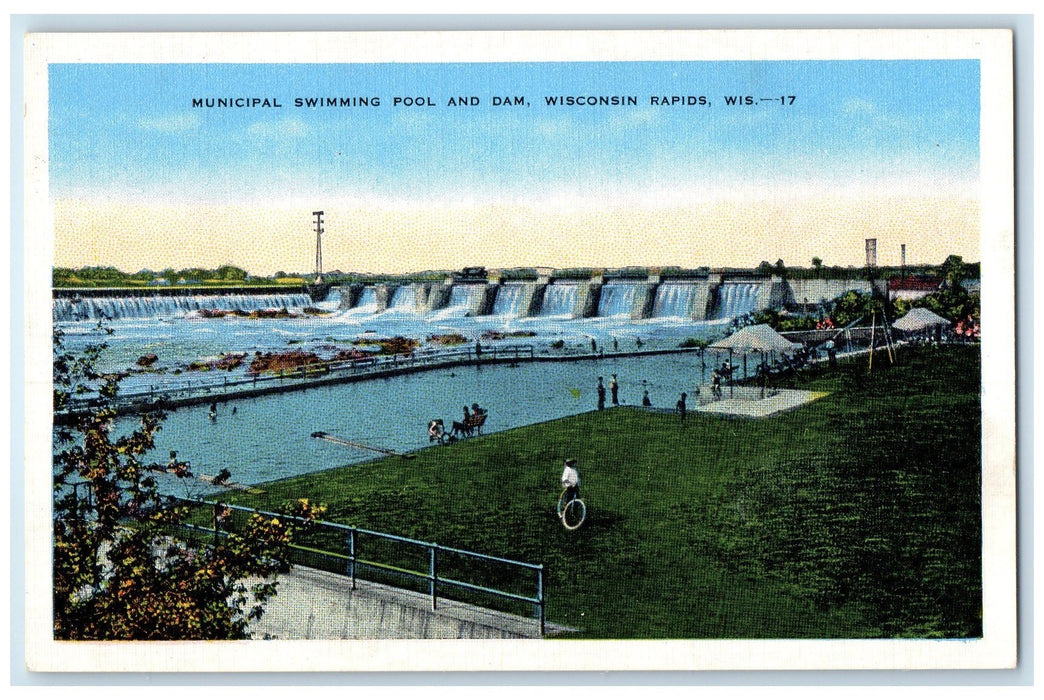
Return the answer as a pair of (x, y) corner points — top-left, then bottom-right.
(336, 272), (801, 322)
(52, 273), (879, 323)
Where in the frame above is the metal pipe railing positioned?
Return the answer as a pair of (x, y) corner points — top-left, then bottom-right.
(63, 344), (537, 413)
(177, 498), (546, 635)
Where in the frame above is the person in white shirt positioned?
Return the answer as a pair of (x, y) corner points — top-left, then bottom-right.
(560, 458), (581, 504)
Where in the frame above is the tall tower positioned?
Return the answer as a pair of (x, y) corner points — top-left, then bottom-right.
(865, 237), (882, 303)
(864, 238), (877, 270)
(312, 210), (324, 284)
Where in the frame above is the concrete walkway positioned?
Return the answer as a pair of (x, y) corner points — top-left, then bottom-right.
(692, 388), (830, 419)
(249, 565), (575, 640)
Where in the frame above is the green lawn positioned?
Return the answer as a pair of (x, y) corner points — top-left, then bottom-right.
(224, 344), (982, 639)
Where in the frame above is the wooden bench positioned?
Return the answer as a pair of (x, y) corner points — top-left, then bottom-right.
(451, 411), (488, 438)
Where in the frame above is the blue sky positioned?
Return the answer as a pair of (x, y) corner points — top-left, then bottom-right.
(49, 60), (980, 204)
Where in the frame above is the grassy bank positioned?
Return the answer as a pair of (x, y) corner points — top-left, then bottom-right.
(224, 344), (982, 639)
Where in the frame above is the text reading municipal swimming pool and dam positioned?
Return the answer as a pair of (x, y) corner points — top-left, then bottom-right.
(190, 95), (798, 109)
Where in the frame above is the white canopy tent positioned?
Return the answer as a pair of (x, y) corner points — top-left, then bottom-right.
(709, 324), (803, 353)
(892, 307), (950, 333)
(707, 324), (804, 398)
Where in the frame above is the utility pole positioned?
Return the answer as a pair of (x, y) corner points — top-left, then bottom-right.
(312, 210), (324, 284)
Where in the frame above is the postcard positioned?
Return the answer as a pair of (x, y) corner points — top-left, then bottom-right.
(23, 29), (1015, 672)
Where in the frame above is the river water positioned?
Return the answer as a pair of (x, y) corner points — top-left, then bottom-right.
(55, 290), (756, 491)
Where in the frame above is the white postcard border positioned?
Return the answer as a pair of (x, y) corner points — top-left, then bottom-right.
(22, 28), (1016, 673)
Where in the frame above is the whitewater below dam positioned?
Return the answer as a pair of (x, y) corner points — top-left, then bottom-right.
(54, 280), (766, 386)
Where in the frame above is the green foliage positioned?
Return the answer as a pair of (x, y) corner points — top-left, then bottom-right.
(749, 309), (819, 332)
(52, 329), (322, 640)
(829, 290), (882, 327)
(776, 316), (820, 332)
(786, 265), (933, 281)
(752, 258), (789, 278)
(215, 265), (249, 281)
(53, 266), (127, 287)
(53, 265), (255, 288)
(173, 267), (213, 282)
(940, 254), (967, 288)
(894, 288), (980, 325)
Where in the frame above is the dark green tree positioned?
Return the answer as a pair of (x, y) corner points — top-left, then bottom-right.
(216, 265), (249, 281)
(940, 254), (967, 289)
(811, 256), (823, 278)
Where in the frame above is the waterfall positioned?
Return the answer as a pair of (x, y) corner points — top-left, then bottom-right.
(652, 282), (697, 319)
(346, 287), (378, 314)
(386, 285), (417, 313)
(711, 282), (762, 320)
(538, 283), (579, 317)
(491, 284), (526, 316)
(434, 284), (483, 317)
(53, 292), (313, 322)
(597, 282), (639, 318)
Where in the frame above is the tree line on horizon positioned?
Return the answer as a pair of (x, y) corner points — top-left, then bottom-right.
(53, 265), (253, 288)
(52, 256), (982, 289)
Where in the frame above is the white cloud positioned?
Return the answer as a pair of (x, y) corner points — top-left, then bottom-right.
(137, 112), (199, 133)
(842, 98), (876, 115)
(245, 117), (311, 139)
(606, 106), (660, 131)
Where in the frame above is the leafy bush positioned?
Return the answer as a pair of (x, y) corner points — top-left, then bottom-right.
(894, 289), (979, 324)
(53, 328), (324, 640)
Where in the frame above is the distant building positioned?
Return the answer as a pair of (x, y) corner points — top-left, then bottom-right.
(889, 276), (942, 301)
(458, 266), (488, 281)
